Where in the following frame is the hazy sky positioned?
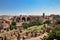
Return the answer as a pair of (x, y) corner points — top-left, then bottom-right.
(0, 0), (60, 15)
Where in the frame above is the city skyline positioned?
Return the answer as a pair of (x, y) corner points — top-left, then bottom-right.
(0, 0), (60, 15)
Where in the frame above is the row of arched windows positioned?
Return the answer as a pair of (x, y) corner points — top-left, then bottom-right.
(16, 17), (31, 22)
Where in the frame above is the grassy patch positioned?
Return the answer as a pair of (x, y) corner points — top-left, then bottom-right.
(22, 25), (43, 33)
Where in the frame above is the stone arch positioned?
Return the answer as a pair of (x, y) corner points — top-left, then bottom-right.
(22, 17), (26, 22)
(16, 17), (20, 22)
(27, 17), (30, 21)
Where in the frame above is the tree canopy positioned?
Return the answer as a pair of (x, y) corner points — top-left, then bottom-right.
(22, 19), (42, 29)
(10, 21), (16, 30)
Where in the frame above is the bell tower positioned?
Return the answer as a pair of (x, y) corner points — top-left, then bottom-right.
(43, 13), (45, 18)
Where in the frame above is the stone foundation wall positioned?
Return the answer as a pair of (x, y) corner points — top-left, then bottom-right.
(0, 30), (45, 40)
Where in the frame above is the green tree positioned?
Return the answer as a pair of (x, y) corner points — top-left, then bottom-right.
(22, 19), (42, 29)
(56, 20), (60, 24)
(22, 23), (29, 29)
(44, 30), (60, 40)
(44, 24), (60, 40)
(10, 21), (16, 30)
(29, 19), (42, 26)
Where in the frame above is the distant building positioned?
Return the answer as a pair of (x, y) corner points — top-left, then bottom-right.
(50, 14), (60, 19)
(43, 13), (45, 18)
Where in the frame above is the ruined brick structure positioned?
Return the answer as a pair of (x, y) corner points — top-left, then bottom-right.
(0, 13), (54, 40)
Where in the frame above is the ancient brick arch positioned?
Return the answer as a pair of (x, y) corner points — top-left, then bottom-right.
(22, 17), (26, 22)
(21, 16), (31, 22)
(27, 17), (31, 21)
(16, 17), (21, 22)
(12, 15), (40, 22)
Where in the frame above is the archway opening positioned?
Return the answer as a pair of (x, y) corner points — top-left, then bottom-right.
(16, 18), (20, 22)
(22, 17), (26, 22)
(27, 17), (30, 21)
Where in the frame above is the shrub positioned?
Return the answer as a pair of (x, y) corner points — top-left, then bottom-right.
(10, 21), (16, 30)
(22, 23), (29, 29)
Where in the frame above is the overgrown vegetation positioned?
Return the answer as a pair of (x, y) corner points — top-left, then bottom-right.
(22, 23), (29, 29)
(22, 19), (42, 29)
(56, 20), (60, 24)
(44, 24), (60, 40)
(10, 21), (16, 30)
